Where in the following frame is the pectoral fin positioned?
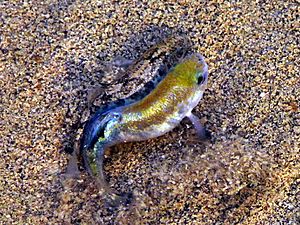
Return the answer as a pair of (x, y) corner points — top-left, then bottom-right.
(186, 112), (211, 140)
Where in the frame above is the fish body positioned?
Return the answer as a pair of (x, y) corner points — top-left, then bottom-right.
(80, 53), (208, 193)
(119, 53), (208, 142)
(81, 35), (192, 170)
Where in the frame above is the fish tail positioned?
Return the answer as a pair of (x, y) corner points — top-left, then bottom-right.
(83, 141), (110, 191)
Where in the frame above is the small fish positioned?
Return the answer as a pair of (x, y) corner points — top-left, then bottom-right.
(80, 53), (209, 203)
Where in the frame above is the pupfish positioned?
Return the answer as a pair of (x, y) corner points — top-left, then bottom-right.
(80, 51), (209, 203)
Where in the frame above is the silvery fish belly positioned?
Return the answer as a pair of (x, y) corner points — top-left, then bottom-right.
(117, 53), (208, 142)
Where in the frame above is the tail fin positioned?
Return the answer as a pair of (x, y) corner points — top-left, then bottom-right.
(82, 140), (111, 191)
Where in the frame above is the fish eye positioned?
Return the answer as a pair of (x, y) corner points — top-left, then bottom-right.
(197, 71), (207, 85)
(197, 75), (204, 84)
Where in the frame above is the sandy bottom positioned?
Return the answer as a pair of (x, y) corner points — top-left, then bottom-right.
(1, 1), (299, 224)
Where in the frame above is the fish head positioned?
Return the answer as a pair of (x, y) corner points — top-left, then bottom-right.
(172, 53), (208, 91)
(193, 53), (208, 87)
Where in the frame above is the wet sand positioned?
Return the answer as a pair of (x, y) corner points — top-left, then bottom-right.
(1, 1), (299, 224)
